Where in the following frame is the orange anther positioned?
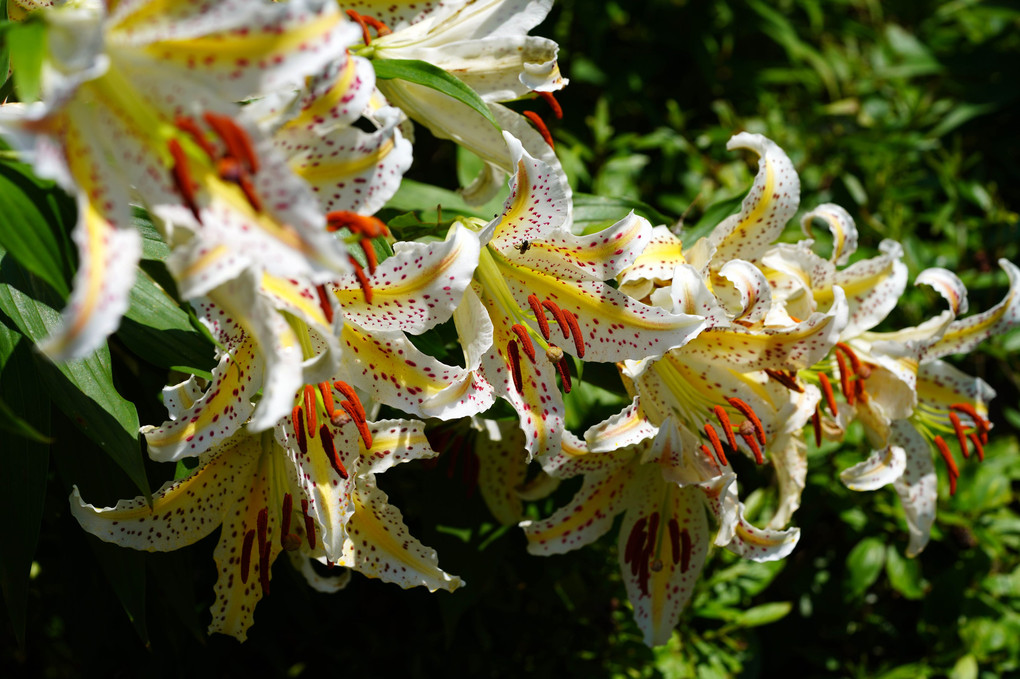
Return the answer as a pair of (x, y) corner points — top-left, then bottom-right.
(510, 324), (536, 362)
(240, 529), (255, 584)
(726, 397), (766, 447)
(280, 493), (293, 548)
(345, 9), (372, 44)
(360, 238), (378, 274)
(303, 385), (318, 436)
(326, 210), (389, 237)
(713, 405), (737, 451)
(318, 382), (334, 418)
(703, 423), (727, 466)
(167, 138), (201, 223)
(507, 339), (523, 393)
(528, 294), (551, 340)
(818, 373), (838, 417)
(968, 432), (985, 462)
(315, 283), (335, 324)
(319, 424), (349, 479)
(765, 368), (803, 392)
(301, 498), (316, 549)
(556, 355), (572, 394)
(541, 300), (569, 339)
(174, 115), (217, 159)
(523, 110), (554, 148)
(349, 255), (373, 304)
(334, 381), (366, 422)
(562, 310), (585, 358)
(203, 111), (259, 174)
(340, 401), (373, 449)
(835, 351), (854, 406)
(934, 435), (958, 496)
(949, 411), (969, 459)
(812, 406), (822, 447)
(539, 91), (563, 119)
(291, 405), (307, 455)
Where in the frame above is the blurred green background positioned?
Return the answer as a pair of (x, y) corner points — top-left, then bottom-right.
(3, 1), (1020, 677)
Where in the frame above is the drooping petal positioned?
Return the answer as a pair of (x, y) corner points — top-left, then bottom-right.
(835, 240), (908, 338)
(618, 225), (685, 299)
(142, 335), (261, 462)
(800, 203), (858, 266)
(585, 397), (658, 453)
(335, 222), (481, 334)
(475, 419), (529, 525)
(925, 259), (1020, 360)
(208, 439), (281, 642)
(766, 384), (820, 528)
(840, 444), (907, 491)
(522, 455), (637, 555)
(618, 473), (710, 648)
(659, 263), (728, 325)
(70, 432), (262, 550)
(722, 501), (800, 562)
(357, 418), (437, 475)
(340, 477), (463, 591)
(890, 420), (938, 557)
(707, 132), (800, 267)
(292, 553), (351, 593)
(717, 259), (772, 325)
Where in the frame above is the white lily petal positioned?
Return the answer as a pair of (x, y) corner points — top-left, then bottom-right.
(800, 203), (858, 266)
(890, 420), (938, 557)
(841, 445), (908, 491)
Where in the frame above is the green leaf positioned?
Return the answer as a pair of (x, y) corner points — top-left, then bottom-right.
(573, 193), (674, 232)
(845, 536), (886, 599)
(681, 189), (747, 245)
(117, 268), (216, 371)
(384, 179), (490, 219)
(0, 322), (50, 647)
(0, 253), (150, 498)
(132, 207), (171, 262)
(730, 601), (792, 628)
(0, 161), (71, 298)
(372, 58), (499, 129)
(885, 545), (925, 600)
(7, 18), (45, 103)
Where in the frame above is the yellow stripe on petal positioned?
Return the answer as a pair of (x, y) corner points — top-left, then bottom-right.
(292, 137), (396, 184)
(143, 336), (260, 461)
(283, 52), (359, 133)
(261, 273), (329, 327)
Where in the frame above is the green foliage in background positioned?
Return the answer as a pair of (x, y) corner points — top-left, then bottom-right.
(1, 1), (1018, 677)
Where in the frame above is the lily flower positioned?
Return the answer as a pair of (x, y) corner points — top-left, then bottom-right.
(452, 134), (705, 458)
(522, 417), (799, 646)
(0, 0), (357, 360)
(72, 379), (461, 641)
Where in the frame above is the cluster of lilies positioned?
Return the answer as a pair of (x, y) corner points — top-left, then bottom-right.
(2, 0), (1017, 647)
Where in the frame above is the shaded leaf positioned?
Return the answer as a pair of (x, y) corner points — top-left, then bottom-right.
(845, 536), (886, 599)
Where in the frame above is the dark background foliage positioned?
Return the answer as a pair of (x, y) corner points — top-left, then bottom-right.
(2, 1), (1019, 677)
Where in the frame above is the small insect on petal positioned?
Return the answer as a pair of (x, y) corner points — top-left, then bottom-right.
(523, 110), (554, 148)
(562, 310), (585, 358)
(713, 405), (737, 451)
(528, 294), (551, 340)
